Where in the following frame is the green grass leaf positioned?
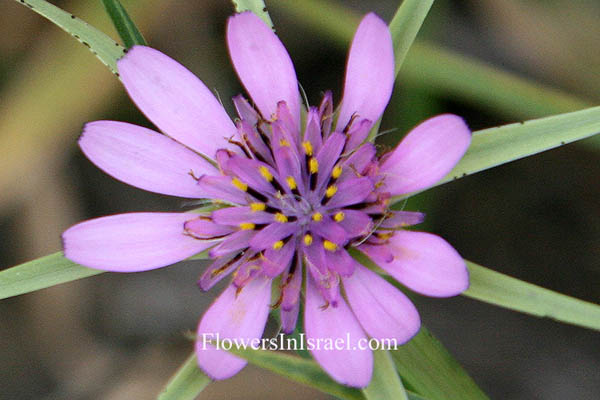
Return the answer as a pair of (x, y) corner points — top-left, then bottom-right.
(464, 261), (600, 331)
(394, 105), (600, 201)
(101, 0), (147, 48)
(363, 349), (409, 400)
(232, 0), (273, 29)
(391, 326), (489, 400)
(0, 252), (103, 300)
(225, 345), (428, 400)
(388, 0), (434, 76)
(14, 0), (125, 74)
(158, 353), (211, 400)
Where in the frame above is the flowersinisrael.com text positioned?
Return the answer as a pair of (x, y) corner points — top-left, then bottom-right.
(199, 333), (399, 352)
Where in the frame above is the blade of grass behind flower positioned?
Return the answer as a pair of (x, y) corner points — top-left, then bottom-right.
(14, 0), (125, 74)
(225, 345), (428, 400)
(0, 252), (103, 300)
(463, 261), (600, 331)
(101, 0), (147, 48)
(158, 353), (211, 400)
(232, 0), (273, 29)
(390, 326), (489, 400)
(363, 349), (409, 400)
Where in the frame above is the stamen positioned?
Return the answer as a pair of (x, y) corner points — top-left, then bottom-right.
(286, 176), (297, 190)
(239, 222), (255, 230)
(325, 185), (338, 198)
(250, 202), (266, 212)
(323, 240), (337, 252)
(376, 232), (392, 240)
(312, 212), (323, 222)
(302, 141), (313, 156)
(231, 177), (247, 192)
(334, 212), (345, 222)
(273, 240), (284, 250)
(279, 138), (290, 147)
(259, 166), (273, 182)
(331, 165), (343, 179)
(275, 213), (288, 223)
(303, 234), (313, 246)
(309, 158), (319, 174)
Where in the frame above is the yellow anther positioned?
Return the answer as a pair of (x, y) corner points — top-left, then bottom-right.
(259, 166), (273, 182)
(275, 213), (288, 223)
(250, 202), (266, 212)
(377, 232), (392, 240)
(309, 157), (319, 174)
(286, 176), (297, 190)
(273, 240), (284, 250)
(231, 177), (247, 191)
(303, 234), (313, 246)
(302, 141), (313, 156)
(239, 222), (255, 230)
(279, 138), (290, 147)
(323, 240), (338, 252)
(325, 185), (338, 198)
(334, 212), (345, 222)
(312, 212), (323, 222)
(331, 165), (343, 179)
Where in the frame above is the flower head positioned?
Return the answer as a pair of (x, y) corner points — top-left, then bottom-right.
(63, 12), (471, 387)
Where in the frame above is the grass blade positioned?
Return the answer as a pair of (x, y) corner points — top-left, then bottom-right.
(363, 349), (408, 400)
(158, 353), (211, 400)
(388, 0), (434, 76)
(0, 252), (103, 300)
(101, 0), (147, 48)
(232, 0), (273, 29)
(391, 326), (489, 400)
(464, 261), (600, 331)
(14, 0), (125, 74)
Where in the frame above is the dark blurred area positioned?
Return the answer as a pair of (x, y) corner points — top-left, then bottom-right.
(1, 0), (598, 399)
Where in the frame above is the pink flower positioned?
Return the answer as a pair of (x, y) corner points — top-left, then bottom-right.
(63, 12), (471, 387)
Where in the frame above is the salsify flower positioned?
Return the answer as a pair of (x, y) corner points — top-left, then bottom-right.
(63, 12), (471, 387)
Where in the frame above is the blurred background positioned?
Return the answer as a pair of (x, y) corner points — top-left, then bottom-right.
(1, 0), (599, 399)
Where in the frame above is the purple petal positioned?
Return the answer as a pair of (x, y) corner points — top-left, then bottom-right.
(325, 177), (373, 209)
(280, 256), (302, 312)
(310, 216), (349, 245)
(344, 263), (420, 343)
(211, 206), (274, 226)
(79, 121), (216, 198)
(196, 277), (272, 380)
(303, 107), (323, 151)
(324, 248), (355, 277)
(237, 119), (274, 165)
(359, 243), (394, 264)
(198, 252), (245, 291)
(379, 211), (426, 229)
(316, 132), (345, 190)
(227, 12), (300, 127)
(117, 46), (237, 158)
(281, 301), (300, 334)
(318, 91), (334, 138)
(262, 239), (295, 277)
(249, 223), (298, 250)
(225, 155), (280, 195)
(196, 175), (250, 205)
(336, 210), (373, 238)
(232, 94), (259, 126)
(208, 229), (255, 258)
(184, 216), (235, 239)
(377, 231), (469, 297)
(305, 275), (373, 388)
(380, 114), (471, 195)
(337, 13), (394, 131)
(63, 213), (208, 272)
(345, 118), (372, 151)
(341, 143), (376, 180)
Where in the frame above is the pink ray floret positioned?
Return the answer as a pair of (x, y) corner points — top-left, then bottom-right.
(62, 11), (472, 387)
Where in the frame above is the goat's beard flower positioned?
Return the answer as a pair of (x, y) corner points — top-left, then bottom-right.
(63, 12), (471, 387)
